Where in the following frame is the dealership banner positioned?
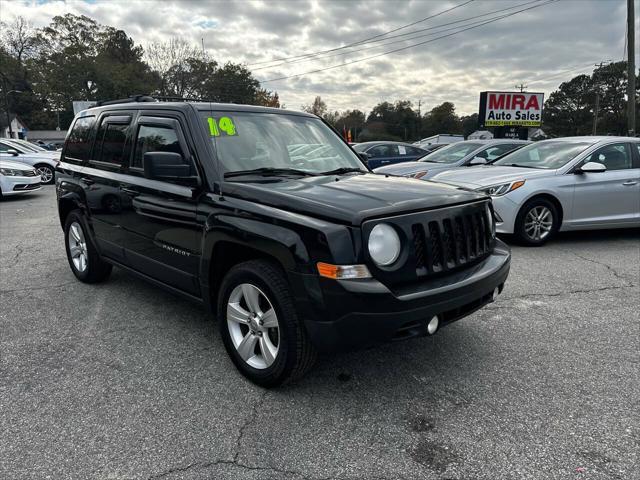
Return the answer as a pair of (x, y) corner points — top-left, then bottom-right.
(479, 91), (544, 127)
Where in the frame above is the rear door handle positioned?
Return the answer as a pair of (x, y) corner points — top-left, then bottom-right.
(622, 180), (638, 186)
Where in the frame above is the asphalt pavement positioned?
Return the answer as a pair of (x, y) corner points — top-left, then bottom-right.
(1, 186), (639, 480)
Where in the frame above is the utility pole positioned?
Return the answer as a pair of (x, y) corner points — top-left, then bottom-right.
(417, 99), (422, 116)
(592, 61), (612, 135)
(627, 0), (636, 136)
(515, 83), (527, 92)
(2, 76), (12, 138)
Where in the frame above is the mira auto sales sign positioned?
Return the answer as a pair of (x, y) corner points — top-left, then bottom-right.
(479, 91), (544, 127)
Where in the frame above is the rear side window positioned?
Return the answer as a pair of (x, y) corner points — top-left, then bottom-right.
(65, 116), (96, 164)
(94, 121), (130, 166)
(131, 125), (185, 169)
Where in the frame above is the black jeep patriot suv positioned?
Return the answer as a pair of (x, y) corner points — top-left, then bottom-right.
(56, 98), (510, 386)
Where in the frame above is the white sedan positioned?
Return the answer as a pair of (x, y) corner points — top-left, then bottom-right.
(0, 140), (59, 184)
(431, 136), (640, 245)
(0, 159), (42, 197)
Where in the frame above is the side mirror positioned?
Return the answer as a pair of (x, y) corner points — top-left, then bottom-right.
(357, 152), (369, 165)
(6, 149), (19, 156)
(576, 161), (606, 174)
(469, 156), (487, 166)
(143, 152), (191, 179)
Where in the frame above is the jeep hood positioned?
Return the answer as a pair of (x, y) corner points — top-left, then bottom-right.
(432, 165), (554, 188)
(224, 173), (487, 225)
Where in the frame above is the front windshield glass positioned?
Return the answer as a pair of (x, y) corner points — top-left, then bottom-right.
(200, 111), (366, 176)
(492, 141), (593, 169)
(420, 142), (483, 163)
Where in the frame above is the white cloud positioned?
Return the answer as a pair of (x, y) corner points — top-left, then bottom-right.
(0, 0), (628, 115)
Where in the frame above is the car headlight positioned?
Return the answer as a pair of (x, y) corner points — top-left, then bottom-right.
(479, 180), (525, 197)
(0, 168), (22, 176)
(406, 170), (428, 179)
(368, 223), (401, 266)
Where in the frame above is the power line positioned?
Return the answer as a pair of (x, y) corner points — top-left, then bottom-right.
(525, 62), (598, 86)
(261, 0), (560, 84)
(252, 0), (544, 72)
(247, 0), (475, 67)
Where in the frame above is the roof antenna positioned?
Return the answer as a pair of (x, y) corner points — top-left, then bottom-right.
(202, 37), (224, 200)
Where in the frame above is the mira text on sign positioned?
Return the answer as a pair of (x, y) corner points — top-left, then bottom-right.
(479, 92), (544, 127)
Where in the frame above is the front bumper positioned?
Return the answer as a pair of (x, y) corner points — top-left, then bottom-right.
(492, 195), (520, 234)
(292, 239), (511, 352)
(0, 174), (42, 196)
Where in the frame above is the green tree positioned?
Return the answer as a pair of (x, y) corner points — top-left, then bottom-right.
(421, 102), (462, 138)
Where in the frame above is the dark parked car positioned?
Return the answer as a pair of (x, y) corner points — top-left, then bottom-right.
(352, 141), (428, 169)
(56, 98), (511, 387)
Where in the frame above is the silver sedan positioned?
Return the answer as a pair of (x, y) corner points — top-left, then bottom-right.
(373, 139), (530, 179)
(431, 137), (640, 245)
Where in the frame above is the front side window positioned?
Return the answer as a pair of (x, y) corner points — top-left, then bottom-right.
(492, 140), (594, 169)
(583, 143), (632, 171)
(65, 116), (96, 162)
(200, 111), (366, 176)
(0, 142), (15, 153)
(420, 142), (483, 164)
(132, 125), (185, 169)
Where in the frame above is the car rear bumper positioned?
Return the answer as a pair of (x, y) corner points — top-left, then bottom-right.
(291, 239), (511, 352)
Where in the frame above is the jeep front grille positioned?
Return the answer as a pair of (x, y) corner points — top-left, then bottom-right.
(412, 208), (492, 276)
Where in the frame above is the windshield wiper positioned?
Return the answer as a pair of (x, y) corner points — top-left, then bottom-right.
(224, 167), (319, 178)
(501, 163), (539, 169)
(318, 167), (365, 176)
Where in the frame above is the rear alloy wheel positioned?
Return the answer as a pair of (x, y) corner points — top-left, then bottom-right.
(64, 210), (112, 283)
(515, 198), (559, 246)
(36, 164), (55, 184)
(218, 260), (316, 387)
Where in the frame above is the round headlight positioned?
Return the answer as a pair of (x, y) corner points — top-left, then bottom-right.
(368, 223), (401, 266)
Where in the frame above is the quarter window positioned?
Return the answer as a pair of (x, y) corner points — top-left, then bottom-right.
(368, 144), (398, 158)
(584, 143), (632, 171)
(132, 125), (185, 169)
(65, 116), (96, 163)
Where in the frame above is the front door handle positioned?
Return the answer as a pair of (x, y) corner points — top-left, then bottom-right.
(80, 177), (94, 185)
(622, 180), (638, 186)
(120, 187), (139, 195)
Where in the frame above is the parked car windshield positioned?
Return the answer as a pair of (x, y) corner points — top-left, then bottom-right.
(492, 141), (594, 169)
(419, 142), (483, 163)
(200, 111), (367, 176)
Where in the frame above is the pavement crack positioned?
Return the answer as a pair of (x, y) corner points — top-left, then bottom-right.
(11, 245), (24, 267)
(502, 284), (636, 301)
(233, 388), (268, 463)
(568, 250), (638, 285)
(0, 281), (77, 294)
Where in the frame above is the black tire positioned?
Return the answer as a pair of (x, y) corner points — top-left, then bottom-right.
(64, 210), (112, 283)
(514, 197), (559, 246)
(217, 260), (316, 387)
(35, 164), (55, 185)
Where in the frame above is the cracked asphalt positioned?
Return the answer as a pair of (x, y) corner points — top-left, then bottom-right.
(1, 187), (639, 480)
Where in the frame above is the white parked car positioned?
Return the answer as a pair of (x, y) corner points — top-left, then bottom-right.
(431, 137), (640, 245)
(0, 159), (42, 198)
(0, 140), (59, 184)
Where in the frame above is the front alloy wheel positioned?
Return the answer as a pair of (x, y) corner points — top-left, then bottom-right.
(524, 206), (553, 242)
(515, 198), (559, 246)
(217, 260), (316, 387)
(227, 283), (280, 369)
(36, 165), (54, 184)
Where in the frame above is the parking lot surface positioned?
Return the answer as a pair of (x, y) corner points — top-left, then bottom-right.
(1, 186), (638, 480)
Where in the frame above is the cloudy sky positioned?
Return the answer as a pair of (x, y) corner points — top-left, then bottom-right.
(0, 0), (633, 115)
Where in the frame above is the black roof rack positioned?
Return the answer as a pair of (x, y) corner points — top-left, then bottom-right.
(95, 95), (212, 107)
(96, 95), (157, 107)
